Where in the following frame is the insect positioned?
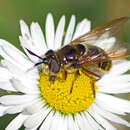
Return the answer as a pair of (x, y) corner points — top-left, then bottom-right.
(26, 17), (130, 95)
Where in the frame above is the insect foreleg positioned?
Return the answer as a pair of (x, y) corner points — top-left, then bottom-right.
(70, 70), (80, 94)
(49, 75), (57, 82)
(49, 71), (68, 82)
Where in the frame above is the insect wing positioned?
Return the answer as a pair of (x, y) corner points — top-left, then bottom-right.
(71, 17), (129, 44)
(107, 41), (130, 60)
(78, 42), (130, 66)
(78, 51), (107, 66)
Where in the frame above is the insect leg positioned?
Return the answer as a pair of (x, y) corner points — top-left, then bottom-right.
(91, 80), (96, 97)
(70, 70), (80, 94)
(63, 71), (67, 80)
(49, 75), (57, 82)
(26, 48), (44, 60)
(82, 67), (101, 97)
(49, 71), (68, 83)
(82, 67), (101, 79)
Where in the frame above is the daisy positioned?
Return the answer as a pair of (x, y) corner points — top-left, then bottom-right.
(0, 13), (130, 130)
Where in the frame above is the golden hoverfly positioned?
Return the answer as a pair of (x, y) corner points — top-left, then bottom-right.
(26, 17), (130, 94)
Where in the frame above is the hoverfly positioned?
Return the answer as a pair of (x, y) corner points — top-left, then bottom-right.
(26, 17), (130, 94)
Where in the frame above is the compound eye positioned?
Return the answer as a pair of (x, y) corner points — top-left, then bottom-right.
(49, 59), (60, 73)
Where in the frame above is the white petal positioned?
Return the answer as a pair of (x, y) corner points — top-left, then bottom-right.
(94, 99), (126, 115)
(64, 15), (75, 45)
(5, 98), (41, 115)
(83, 111), (104, 130)
(25, 125), (40, 130)
(99, 82), (130, 94)
(75, 113), (93, 130)
(67, 115), (79, 130)
(93, 104), (130, 127)
(110, 60), (130, 75)
(0, 40), (33, 71)
(10, 78), (39, 94)
(0, 95), (37, 105)
(5, 106), (23, 114)
(20, 20), (31, 38)
(94, 37), (116, 51)
(0, 81), (17, 92)
(88, 107), (116, 130)
(45, 13), (55, 49)
(30, 22), (47, 55)
(19, 36), (40, 62)
(96, 93), (130, 114)
(24, 99), (44, 114)
(19, 36), (31, 51)
(0, 105), (9, 117)
(5, 113), (28, 130)
(50, 112), (68, 130)
(97, 74), (130, 87)
(0, 67), (12, 80)
(19, 36), (32, 60)
(24, 108), (51, 129)
(93, 114), (116, 130)
(39, 111), (54, 130)
(2, 60), (39, 85)
(20, 20), (45, 62)
(54, 16), (65, 50)
(72, 19), (91, 40)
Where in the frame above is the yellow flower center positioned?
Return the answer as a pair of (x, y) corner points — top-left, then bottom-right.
(39, 70), (97, 115)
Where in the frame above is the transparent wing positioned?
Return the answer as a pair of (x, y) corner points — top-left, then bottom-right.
(71, 17), (129, 44)
(77, 53), (107, 66)
(107, 41), (130, 60)
(78, 43), (130, 66)
(76, 41), (130, 67)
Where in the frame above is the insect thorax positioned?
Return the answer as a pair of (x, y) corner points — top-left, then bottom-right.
(57, 44), (86, 65)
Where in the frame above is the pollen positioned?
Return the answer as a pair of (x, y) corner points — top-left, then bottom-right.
(39, 70), (97, 115)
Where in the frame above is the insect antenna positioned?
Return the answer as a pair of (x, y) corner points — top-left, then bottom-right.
(26, 61), (44, 72)
(26, 48), (44, 60)
(34, 61), (44, 67)
(25, 48), (45, 72)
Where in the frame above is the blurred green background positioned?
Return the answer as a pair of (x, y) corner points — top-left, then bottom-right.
(0, 0), (130, 129)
